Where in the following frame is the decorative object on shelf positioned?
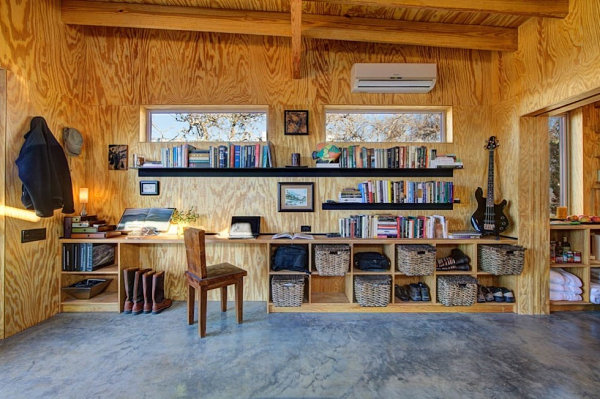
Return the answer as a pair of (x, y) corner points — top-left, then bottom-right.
(62, 127), (83, 157)
(396, 244), (436, 276)
(229, 216), (261, 239)
(291, 152), (301, 166)
(271, 275), (305, 307)
(312, 143), (341, 164)
(478, 244), (525, 275)
(79, 188), (89, 217)
(61, 278), (112, 300)
(278, 182), (314, 212)
(314, 245), (350, 276)
(139, 180), (160, 196)
(354, 275), (391, 307)
(132, 154), (145, 168)
(108, 144), (128, 170)
(437, 275), (477, 307)
(556, 206), (568, 219)
(171, 208), (199, 236)
(471, 136), (509, 237)
(284, 110), (309, 135)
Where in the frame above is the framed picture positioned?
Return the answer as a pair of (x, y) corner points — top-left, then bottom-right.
(278, 182), (314, 212)
(108, 144), (128, 170)
(140, 180), (160, 196)
(284, 110), (309, 135)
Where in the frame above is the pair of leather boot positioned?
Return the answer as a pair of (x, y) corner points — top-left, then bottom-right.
(123, 268), (172, 314)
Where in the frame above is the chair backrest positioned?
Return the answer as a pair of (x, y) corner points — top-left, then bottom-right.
(184, 228), (207, 279)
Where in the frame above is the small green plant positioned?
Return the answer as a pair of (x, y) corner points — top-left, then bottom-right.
(171, 208), (199, 225)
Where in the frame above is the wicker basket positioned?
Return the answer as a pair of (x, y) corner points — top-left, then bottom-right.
(437, 275), (477, 307)
(396, 244), (436, 276)
(479, 245), (525, 275)
(354, 276), (391, 307)
(271, 275), (305, 307)
(314, 245), (350, 276)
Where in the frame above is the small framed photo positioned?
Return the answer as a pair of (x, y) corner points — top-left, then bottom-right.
(108, 144), (128, 170)
(284, 110), (309, 135)
(140, 180), (160, 196)
(278, 182), (314, 212)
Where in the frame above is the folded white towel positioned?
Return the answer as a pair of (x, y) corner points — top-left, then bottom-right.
(556, 268), (583, 287)
(550, 269), (567, 285)
(591, 294), (600, 305)
(550, 283), (583, 295)
(550, 291), (582, 301)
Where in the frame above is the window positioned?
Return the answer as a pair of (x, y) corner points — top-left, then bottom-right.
(147, 108), (267, 142)
(549, 115), (568, 215)
(325, 108), (446, 143)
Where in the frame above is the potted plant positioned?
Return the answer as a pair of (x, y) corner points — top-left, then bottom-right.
(171, 208), (199, 236)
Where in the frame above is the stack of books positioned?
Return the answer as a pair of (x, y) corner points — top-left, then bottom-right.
(338, 188), (363, 203)
(338, 214), (448, 239)
(64, 216), (121, 239)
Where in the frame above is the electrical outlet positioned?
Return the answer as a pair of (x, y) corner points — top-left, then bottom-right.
(21, 228), (46, 243)
(300, 225), (311, 232)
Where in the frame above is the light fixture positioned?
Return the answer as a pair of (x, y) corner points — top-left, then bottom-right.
(79, 187), (89, 217)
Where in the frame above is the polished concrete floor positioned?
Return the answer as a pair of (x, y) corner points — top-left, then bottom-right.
(1, 302), (599, 399)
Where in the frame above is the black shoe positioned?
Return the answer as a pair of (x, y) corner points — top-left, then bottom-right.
(477, 285), (486, 303)
(418, 282), (430, 302)
(395, 284), (409, 301)
(502, 288), (515, 303)
(408, 284), (421, 301)
(482, 286), (494, 302)
(450, 248), (471, 265)
(492, 287), (505, 302)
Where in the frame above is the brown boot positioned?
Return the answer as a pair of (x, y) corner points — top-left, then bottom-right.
(152, 271), (172, 314)
(123, 268), (139, 314)
(132, 268), (152, 315)
(142, 271), (156, 314)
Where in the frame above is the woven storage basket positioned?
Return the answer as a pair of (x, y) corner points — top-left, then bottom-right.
(354, 276), (391, 307)
(396, 244), (436, 276)
(271, 275), (305, 307)
(437, 275), (477, 307)
(479, 245), (525, 275)
(314, 244), (350, 276)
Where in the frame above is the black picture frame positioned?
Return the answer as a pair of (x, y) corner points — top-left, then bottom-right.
(278, 182), (314, 212)
(284, 110), (309, 135)
(139, 180), (160, 196)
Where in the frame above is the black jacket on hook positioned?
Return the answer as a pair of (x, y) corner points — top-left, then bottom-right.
(15, 116), (75, 217)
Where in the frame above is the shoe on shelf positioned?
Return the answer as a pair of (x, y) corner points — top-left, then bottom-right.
(483, 286), (495, 302)
(408, 283), (422, 301)
(492, 287), (505, 302)
(418, 282), (430, 302)
(395, 284), (409, 301)
(450, 248), (470, 265)
(502, 288), (515, 303)
(477, 285), (486, 303)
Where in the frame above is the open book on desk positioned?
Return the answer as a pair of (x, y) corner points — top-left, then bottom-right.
(272, 232), (314, 240)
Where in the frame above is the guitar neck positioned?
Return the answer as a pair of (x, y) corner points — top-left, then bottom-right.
(486, 149), (495, 207)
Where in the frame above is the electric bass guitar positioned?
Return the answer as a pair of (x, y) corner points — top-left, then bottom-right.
(471, 136), (509, 236)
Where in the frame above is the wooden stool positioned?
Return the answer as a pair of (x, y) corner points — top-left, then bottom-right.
(184, 228), (247, 337)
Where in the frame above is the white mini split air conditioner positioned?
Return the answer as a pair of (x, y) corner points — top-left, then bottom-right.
(351, 63), (437, 93)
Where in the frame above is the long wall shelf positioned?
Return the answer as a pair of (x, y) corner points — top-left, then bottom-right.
(137, 167), (455, 178)
(322, 202), (454, 211)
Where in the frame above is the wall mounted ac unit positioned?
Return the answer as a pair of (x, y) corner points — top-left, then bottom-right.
(351, 63), (437, 93)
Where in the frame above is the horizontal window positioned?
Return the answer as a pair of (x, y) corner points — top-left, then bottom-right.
(325, 108), (445, 143)
(147, 108), (267, 142)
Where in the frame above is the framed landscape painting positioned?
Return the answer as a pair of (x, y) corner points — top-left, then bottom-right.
(278, 182), (314, 212)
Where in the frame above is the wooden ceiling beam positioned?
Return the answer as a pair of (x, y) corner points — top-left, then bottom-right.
(61, 0), (518, 52)
(303, 0), (570, 19)
(290, 0), (302, 79)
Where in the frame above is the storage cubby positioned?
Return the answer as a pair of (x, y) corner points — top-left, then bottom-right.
(311, 275), (351, 304)
(352, 244), (394, 274)
(393, 275), (435, 304)
(269, 274), (310, 306)
(435, 243), (475, 275)
(268, 243), (310, 274)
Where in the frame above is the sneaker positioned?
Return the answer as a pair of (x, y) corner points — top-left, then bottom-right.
(408, 283), (422, 301)
(418, 282), (430, 302)
(477, 285), (486, 303)
(483, 286), (495, 302)
(492, 287), (505, 302)
(502, 288), (515, 303)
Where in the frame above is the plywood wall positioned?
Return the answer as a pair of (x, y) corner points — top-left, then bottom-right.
(492, 0), (600, 314)
(0, 68), (7, 339)
(0, 0), (86, 337)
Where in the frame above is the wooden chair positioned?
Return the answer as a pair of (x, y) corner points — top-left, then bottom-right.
(184, 228), (247, 337)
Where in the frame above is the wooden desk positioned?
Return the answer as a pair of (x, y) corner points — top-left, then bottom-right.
(59, 235), (518, 314)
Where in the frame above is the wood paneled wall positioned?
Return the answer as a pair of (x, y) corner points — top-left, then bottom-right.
(492, 0), (600, 314)
(0, 0), (86, 337)
(1, 68), (6, 339)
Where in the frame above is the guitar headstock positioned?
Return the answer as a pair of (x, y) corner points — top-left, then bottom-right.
(485, 136), (499, 150)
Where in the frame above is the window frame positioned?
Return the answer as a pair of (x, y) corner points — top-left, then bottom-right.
(144, 105), (269, 143)
(548, 113), (569, 214)
(323, 105), (451, 144)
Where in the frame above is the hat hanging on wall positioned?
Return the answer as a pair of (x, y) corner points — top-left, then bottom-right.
(63, 127), (83, 156)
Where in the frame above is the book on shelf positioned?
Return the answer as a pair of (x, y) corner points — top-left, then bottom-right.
(335, 145), (435, 169)
(70, 231), (122, 239)
(71, 225), (117, 233)
(448, 231), (482, 239)
(157, 142), (275, 168)
(338, 214), (448, 239)
(338, 180), (454, 204)
(315, 162), (340, 168)
(62, 243), (115, 272)
(272, 232), (314, 240)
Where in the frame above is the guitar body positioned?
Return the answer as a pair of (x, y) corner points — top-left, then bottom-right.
(471, 187), (509, 235)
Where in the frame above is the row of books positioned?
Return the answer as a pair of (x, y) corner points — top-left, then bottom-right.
(338, 180), (454, 204)
(154, 142), (275, 168)
(338, 214), (448, 239)
(335, 146), (448, 169)
(62, 243), (115, 272)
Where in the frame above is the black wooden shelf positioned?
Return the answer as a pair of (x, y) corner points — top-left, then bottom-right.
(137, 167), (455, 178)
(321, 202), (454, 211)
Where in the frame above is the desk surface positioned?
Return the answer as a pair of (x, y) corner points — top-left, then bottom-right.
(60, 235), (517, 245)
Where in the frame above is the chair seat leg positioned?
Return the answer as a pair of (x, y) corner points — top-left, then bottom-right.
(235, 278), (243, 324)
(198, 286), (208, 338)
(187, 285), (195, 325)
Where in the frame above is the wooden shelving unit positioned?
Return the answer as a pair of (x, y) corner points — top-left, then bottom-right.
(321, 202), (454, 211)
(137, 167), (455, 178)
(549, 224), (600, 311)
